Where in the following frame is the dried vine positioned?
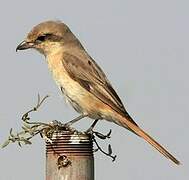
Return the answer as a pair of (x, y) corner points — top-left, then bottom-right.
(1, 94), (116, 161)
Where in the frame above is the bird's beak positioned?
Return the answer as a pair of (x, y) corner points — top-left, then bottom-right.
(16, 41), (34, 52)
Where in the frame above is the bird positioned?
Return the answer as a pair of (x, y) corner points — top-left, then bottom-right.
(16, 20), (180, 165)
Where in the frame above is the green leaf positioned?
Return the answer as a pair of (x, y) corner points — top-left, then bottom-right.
(23, 139), (32, 145)
(108, 144), (112, 155)
(18, 141), (22, 147)
(23, 122), (31, 129)
(9, 128), (14, 137)
(1, 139), (10, 148)
(106, 129), (112, 138)
(22, 126), (29, 132)
(95, 132), (107, 139)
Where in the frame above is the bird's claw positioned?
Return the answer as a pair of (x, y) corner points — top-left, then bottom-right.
(50, 120), (78, 133)
(85, 129), (112, 139)
(85, 127), (94, 135)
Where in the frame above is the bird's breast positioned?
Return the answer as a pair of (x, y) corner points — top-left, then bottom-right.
(46, 53), (114, 120)
(47, 53), (85, 99)
(46, 54), (96, 115)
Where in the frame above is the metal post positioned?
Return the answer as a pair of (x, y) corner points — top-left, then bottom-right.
(46, 130), (94, 180)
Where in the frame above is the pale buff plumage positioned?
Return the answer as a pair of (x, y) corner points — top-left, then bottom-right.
(16, 20), (180, 165)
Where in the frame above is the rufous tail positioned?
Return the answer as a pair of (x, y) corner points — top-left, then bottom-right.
(120, 116), (180, 165)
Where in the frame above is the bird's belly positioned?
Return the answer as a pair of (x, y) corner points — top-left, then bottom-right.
(59, 78), (117, 121)
(48, 60), (103, 119)
(59, 76), (103, 119)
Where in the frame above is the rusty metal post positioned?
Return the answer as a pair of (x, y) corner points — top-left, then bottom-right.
(46, 131), (94, 180)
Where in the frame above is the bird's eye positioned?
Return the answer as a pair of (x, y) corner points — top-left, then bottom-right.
(36, 33), (53, 42)
(36, 35), (46, 42)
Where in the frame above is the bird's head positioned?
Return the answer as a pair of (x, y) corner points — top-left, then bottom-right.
(16, 20), (76, 56)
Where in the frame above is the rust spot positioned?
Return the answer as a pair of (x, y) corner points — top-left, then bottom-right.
(57, 155), (71, 169)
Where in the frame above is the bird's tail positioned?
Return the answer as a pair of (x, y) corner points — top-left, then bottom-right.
(118, 115), (180, 165)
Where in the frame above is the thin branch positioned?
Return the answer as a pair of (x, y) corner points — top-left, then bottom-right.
(92, 131), (117, 162)
(1, 94), (117, 162)
(22, 94), (49, 123)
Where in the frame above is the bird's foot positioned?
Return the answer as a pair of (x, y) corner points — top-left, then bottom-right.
(50, 120), (78, 134)
(85, 127), (94, 135)
(85, 129), (112, 140)
(63, 122), (74, 130)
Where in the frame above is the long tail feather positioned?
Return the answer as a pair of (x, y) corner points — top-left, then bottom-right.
(120, 116), (180, 165)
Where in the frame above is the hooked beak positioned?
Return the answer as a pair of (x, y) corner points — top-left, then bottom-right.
(16, 41), (34, 52)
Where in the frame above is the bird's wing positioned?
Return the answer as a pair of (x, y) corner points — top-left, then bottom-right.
(62, 51), (138, 126)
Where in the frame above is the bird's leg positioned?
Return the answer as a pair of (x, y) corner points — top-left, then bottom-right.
(86, 119), (112, 139)
(64, 114), (87, 127)
(86, 119), (99, 134)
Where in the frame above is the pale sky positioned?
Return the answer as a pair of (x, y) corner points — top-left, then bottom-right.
(0, 0), (188, 179)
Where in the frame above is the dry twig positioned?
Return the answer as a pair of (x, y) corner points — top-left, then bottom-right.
(1, 94), (117, 161)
